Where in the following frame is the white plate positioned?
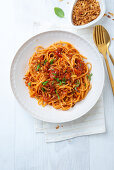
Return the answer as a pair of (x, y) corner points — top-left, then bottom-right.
(10, 31), (104, 123)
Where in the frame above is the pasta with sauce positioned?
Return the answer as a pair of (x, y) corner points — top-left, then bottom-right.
(24, 41), (92, 110)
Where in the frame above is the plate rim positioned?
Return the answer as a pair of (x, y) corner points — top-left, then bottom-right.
(10, 30), (105, 123)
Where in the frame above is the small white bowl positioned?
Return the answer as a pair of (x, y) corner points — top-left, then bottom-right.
(69, 0), (106, 29)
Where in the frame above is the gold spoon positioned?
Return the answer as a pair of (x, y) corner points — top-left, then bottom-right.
(93, 25), (114, 95)
(103, 27), (114, 65)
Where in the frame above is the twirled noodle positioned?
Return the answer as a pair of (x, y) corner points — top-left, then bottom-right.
(24, 41), (92, 111)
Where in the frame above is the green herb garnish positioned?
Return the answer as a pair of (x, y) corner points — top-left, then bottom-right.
(36, 64), (40, 71)
(75, 80), (79, 84)
(52, 81), (54, 85)
(62, 81), (66, 84)
(85, 83), (86, 87)
(42, 87), (45, 92)
(63, 78), (66, 81)
(54, 7), (64, 18)
(54, 77), (59, 82)
(28, 82), (31, 86)
(50, 59), (54, 64)
(55, 89), (60, 99)
(74, 86), (77, 90)
(62, 77), (66, 84)
(42, 81), (48, 86)
(54, 77), (66, 85)
(75, 80), (80, 87)
(44, 59), (47, 65)
(74, 86), (79, 91)
(52, 73), (56, 76)
(87, 73), (93, 81)
(56, 78), (60, 82)
(59, 81), (62, 86)
(75, 84), (79, 87)
(65, 70), (67, 73)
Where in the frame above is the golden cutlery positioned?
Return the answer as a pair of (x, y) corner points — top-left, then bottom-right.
(103, 27), (114, 65)
(93, 25), (114, 95)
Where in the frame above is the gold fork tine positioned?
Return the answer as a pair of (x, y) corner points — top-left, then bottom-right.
(95, 25), (98, 44)
(99, 25), (102, 44)
(100, 25), (105, 44)
(94, 26), (98, 45)
(100, 26), (103, 44)
(99, 25), (103, 44)
(95, 25), (106, 45)
(97, 25), (100, 45)
(93, 25), (114, 95)
(102, 27), (106, 44)
(96, 27), (99, 44)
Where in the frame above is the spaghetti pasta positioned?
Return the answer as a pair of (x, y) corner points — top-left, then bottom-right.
(24, 41), (92, 110)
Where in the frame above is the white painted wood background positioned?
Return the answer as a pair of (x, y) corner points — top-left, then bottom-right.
(0, 0), (114, 169)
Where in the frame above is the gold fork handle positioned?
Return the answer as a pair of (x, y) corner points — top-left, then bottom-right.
(107, 48), (114, 65)
(104, 55), (114, 95)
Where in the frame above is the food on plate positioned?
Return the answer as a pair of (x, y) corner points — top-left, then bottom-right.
(24, 41), (92, 110)
(72, 0), (100, 26)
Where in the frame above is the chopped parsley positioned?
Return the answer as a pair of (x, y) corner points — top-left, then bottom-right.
(54, 77), (60, 82)
(42, 81), (48, 85)
(75, 80), (79, 84)
(28, 82), (31, 86)
(44, 59), (47, 65)
(87, 73), (93, 81)
(59, 81), (62, 86)
(50, 59), (54, 64)
(42, 87), (45, 92)
(65, 70), (67, 73)
(74, 80), (80, 90)
(36, 64), (40, 71)
(61, 78), (66, 84)
(63, 78), (66, 81)
(56, 78), (60, 82)
(74, 86), (77, 90)
(55, 90), (60, 99)
(54, 77), (66, 85)
(52, 81), (54, 85)
(62, 81), (66, 84)
(75, 80), (80, 87)
(75, 84), (80, 87)
(52, 73), (56, 76)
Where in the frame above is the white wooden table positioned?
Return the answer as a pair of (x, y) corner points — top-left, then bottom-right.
(0, 0), (114, 170)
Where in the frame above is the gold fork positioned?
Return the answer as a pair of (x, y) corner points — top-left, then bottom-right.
(93, 25), (114, 95)
(103, 27), (114, 65)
